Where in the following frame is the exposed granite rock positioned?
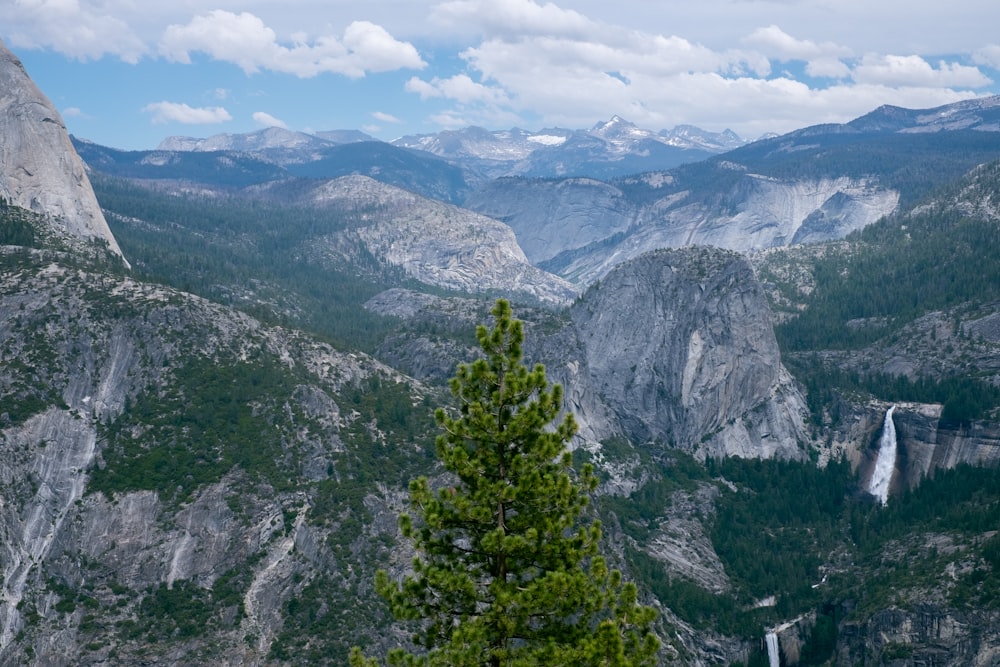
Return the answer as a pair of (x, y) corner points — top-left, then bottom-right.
(571, 246), (811, 459)
(0, 248), (417, 664)
(469, 173), (898, 287)
(306, 175), (579, 306)
(837, 604), (1000, 667)
(464, 177), (634, 264)
(0, 39), (125, 261)
(890, 404), (1000, 490)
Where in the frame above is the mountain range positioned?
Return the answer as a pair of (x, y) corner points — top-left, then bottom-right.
(153, 115), (747, 181)
(2, 33), (1000, 666)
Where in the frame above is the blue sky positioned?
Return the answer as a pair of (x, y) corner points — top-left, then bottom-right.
(4, 0), (1000, 150)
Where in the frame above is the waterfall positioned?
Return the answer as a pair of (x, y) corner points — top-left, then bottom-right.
(868, 406), (897, 505)
(765, 631), (780, 667)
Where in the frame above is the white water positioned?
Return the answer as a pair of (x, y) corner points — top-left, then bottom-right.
(868, 406), (897, 505)
(765, 631), (780, 667)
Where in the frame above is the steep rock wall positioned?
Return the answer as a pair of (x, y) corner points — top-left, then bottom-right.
(0, 39), (124, 260)
(837, 604), (1000, 666)
(570, 247), (811, 459)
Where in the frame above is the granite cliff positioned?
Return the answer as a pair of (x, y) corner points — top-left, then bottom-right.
(570, 246), (811, 460)
(0, 39), (124, 262)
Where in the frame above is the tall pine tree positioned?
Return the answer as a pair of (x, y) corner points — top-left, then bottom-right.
(353, 299), (658, 667)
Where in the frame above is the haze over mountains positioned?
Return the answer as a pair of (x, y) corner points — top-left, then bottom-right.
(152, 115), (748, 181)
(3, 32), (1000, 666)
(72, 93), (1000, 291)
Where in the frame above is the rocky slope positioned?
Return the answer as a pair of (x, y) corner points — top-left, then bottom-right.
(472, 171), (899, 286)
(0, 39), (124, 262)
(285, 175), (580, 306)
(0, 244), (433, 665)
(570, 246), (811, 461)
(463, 176), (634, 265)
(367, 246), (812, 462)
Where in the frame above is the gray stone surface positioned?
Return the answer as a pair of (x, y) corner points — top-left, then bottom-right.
(0, 39), (125, 261)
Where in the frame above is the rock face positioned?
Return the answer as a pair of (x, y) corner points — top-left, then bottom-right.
(837, 604), (1000, 666)
(367, 248), (811, 461)
(466, 172), (898, 287)
(305, 175), (579, 306)
(885, 404), (1000, 491)
(464, 177), (633, 265)
(570, 247), (810, 459)
(0, 39), (125, 261)
(0, 250), (412, 664)
(561, 175), (898, 286)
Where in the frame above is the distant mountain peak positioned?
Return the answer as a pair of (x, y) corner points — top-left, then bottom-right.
(156, 127), (374, 157)
(590, 115), (644, 139)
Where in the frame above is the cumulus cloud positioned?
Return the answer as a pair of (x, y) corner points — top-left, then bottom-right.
(743, 25), (852, 61)
(1, 0), (145, 62)
(252, 111), (288, 128)
(807, 58), (852, 79)
(406, 74), (510, 105)
(406, 0), (999, 138)
(852, 54), (992, 88)
(142, 101), (232, 125)
(159, 10), (425, 78)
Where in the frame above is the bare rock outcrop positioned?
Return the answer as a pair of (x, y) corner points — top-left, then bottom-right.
(571, 246), (811, 459)
(306, 175), (579, 306)
(837, 604), (1000, 666)
(0, 39), (125, 261)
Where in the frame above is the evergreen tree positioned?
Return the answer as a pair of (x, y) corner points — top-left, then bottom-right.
(352, 299), (659, 667)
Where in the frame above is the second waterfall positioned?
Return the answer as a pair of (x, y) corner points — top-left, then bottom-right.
(868, 406), (897, 505)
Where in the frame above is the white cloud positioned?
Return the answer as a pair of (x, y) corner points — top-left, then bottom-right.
(142, 101), (233, 125)
(372, 111), (401, 123)
(431, 0), (594, 38)
(1, 0), (145, 62)
(406, 1), (999, 138)
(974, 45), (1000, 70)
(743, 25), (851, 62)
(806, 58), (852, 79)
(852, 54), (992, 88)
(405, 77), (441, 99)
(406, 74), (510, 105)
(159, 10), (425, 78)
(252, 111), (288, 128)
(62, 106), (85, 118)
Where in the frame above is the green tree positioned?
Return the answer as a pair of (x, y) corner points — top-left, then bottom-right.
(352, 299), (659, 667)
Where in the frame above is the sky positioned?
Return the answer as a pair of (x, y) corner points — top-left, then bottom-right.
(3, 0), (1000, 151)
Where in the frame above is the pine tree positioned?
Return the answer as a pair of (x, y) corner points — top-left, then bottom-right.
(352, 299), (659, 667)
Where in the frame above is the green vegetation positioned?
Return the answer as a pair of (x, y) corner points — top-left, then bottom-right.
(91, 355), (304, 502)
(355, 300), (658, 667)
(91, 174), (405, 351)
(599, 448), (708, 543)
(707, 459), (851, 614)
(789, 355), (1000, 426)
(0, 199), (40, 247)
(777, 162), (1000, 353)
(614, 453), (1000, 654)
(767, 161), (1000, 424)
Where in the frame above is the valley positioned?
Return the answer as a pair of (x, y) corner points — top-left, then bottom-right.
(1, 34), (999, 666)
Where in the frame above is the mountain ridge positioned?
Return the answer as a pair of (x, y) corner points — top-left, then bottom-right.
(2, 36), (1000, 666)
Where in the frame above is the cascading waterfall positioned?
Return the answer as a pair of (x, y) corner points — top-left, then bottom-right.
(868, 406), (897, 505)
(765, 631), (780, 667)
